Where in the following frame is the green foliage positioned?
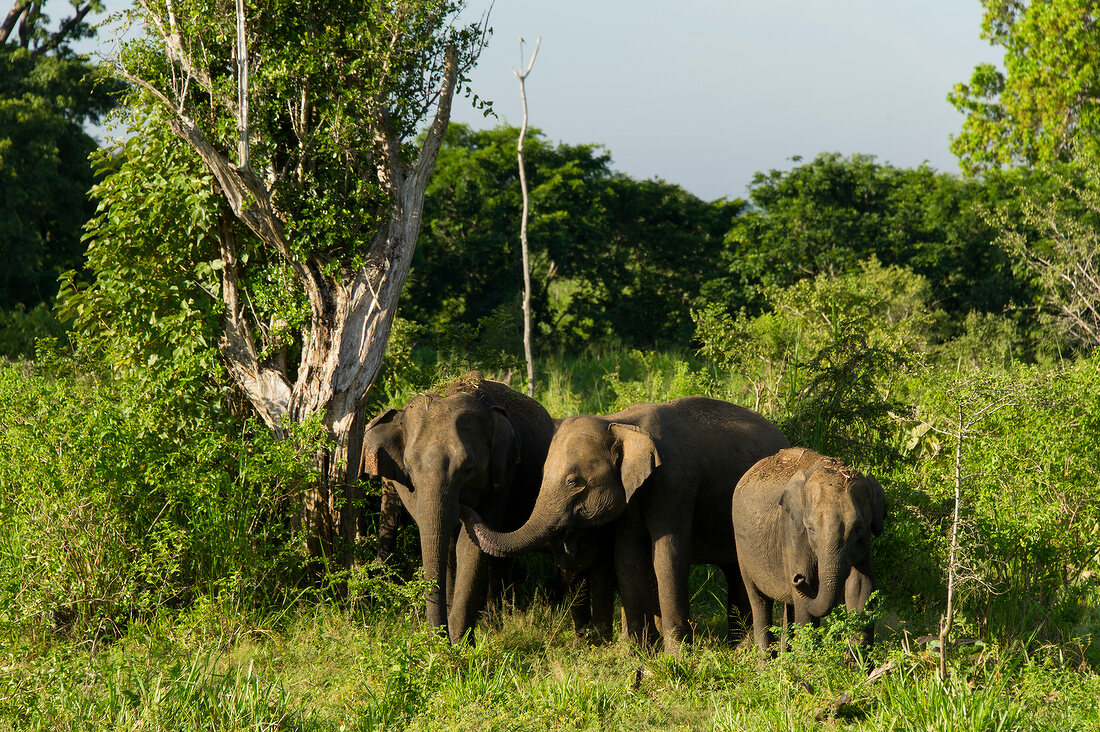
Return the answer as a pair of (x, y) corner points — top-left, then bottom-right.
(58, 116), (227, 409)
(602, 348), (710, 412)
(996, 152), (1100, 350)
(950, 0), (1100, 174)
(909, 359), (1100, 639)
(118, 0), (485, 262)
(0, 2), (120, 355)
(695, 258), (925, 447)
(0, 353), (324, 639)
(712, 153), (1036, 322)
(408, 123), (741, 350)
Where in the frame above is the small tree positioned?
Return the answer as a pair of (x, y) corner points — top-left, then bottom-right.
(917, 368), (1026, 679)
(84, 0), (488, 563)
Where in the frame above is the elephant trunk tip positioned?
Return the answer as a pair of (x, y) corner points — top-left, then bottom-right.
(792, 574), (815, 599)
(459, 504), (502, 557)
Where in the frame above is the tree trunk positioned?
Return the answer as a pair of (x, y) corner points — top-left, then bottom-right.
(129, 38), (464, 567)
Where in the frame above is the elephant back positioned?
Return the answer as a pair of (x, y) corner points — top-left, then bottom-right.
(734, 447), (867, 508)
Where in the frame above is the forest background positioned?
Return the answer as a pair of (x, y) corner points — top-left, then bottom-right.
(2, 0), (1100, 729)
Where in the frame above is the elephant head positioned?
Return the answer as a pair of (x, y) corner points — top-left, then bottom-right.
(361, 391), (520, 633)
(461, 416), (660, 558)
(780, 459), (885, 619)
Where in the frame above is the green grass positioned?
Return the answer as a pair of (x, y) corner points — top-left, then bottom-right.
(3, 346), (1100, 729)
(3, 588), (1098, 731)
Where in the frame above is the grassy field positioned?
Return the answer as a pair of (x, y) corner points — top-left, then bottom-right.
(4, 578), (1098, 731)
(2, 346), (1099, 730)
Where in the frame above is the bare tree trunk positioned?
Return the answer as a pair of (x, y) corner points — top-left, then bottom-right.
(939, 402), (964, 679)
(514, 37), (540, 398)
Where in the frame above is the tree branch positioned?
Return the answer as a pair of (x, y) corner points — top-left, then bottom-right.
(32, 1), (93, 56)
(0, 1), (30, 45)
(411, 44), (459, 184)
(216, 213), (292, 431)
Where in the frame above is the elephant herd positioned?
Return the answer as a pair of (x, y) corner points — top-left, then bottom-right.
(360, 373), (886, 656)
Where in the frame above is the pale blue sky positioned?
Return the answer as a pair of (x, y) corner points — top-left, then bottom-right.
(451, 1), (1002, 201)
(83, 0), (1002, 202)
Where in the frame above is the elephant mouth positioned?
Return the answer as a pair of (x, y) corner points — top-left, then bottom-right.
(792, 573), (819, 599)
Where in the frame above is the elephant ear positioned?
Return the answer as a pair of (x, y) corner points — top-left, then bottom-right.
(864, 475), (887, 536)
(609, 423), (661, 503)
(489, 406), (521, 493)
(361, 408), (409, 484)
(779, 469), (811, 530)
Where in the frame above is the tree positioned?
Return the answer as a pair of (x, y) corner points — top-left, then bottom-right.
(408, 123), (741, 350)
(514, 36), (539, 397)
(84, 0), (487, 562)
(949, 0), (1100, 175)
(998, 154), (1100, 350)
(407, 123), (613, 337)
(0, 0), (117, 354)
(711, 153), (1036, 324)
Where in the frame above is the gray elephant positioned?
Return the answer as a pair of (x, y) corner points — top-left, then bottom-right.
(552, 525), (618, 642)
(461, 396), (790, 653)
(731, 447), (886, 654)
(360, 373), (555, 644)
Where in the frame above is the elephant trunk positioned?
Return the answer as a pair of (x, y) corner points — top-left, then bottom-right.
(794, 551), (847, 619)
(420, 502), (457, 636)
(460, 504), (558, 558)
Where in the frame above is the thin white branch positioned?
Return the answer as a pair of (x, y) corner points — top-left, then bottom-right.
(234, 0), (250, 170)
(514, 35), (540, 398)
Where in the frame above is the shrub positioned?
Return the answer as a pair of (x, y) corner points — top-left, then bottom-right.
(0, 353), (322, 639)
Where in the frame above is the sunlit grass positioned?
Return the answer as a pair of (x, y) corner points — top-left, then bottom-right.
(4, 593), (1097, 731)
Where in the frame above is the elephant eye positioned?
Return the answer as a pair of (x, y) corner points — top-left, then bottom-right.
(565, 475), (586, 490)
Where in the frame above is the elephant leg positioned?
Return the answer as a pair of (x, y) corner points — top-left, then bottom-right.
(721, 563), (750, 645)
(744, 582), (774, 656)
(615, 527), (659, 649)
(446, 531), (458, 610)
(652, 531), (693, 653)
(845, 563), (875, 647)
(567, 574), (592, 637)
(586, 539), (617, 643)
(375, 479), (404, 563)
(448, 529), (490, 645)
(781, 603), (795, 653)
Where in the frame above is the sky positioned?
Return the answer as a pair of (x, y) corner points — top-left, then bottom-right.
(83, 0), (1003, 202)
(448, 1), (1003, 201)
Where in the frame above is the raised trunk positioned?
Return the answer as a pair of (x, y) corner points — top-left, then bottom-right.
(460, 505), (558, 558)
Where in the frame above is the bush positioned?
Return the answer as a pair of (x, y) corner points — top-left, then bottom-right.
(0, 353), (322, 639)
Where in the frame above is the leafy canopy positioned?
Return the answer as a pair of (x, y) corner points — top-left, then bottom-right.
(711, 153), (1035, 322)
(0, 0), (119, 354)
(949, 0), (1100, 174)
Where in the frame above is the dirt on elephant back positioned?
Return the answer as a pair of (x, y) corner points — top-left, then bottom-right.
(745, 447), (854, 485)
(434, 371), (546, 421)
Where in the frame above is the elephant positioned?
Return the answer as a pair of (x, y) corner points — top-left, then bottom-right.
(731, 447), (886, 654)
(360, 373), (555, 644)
(461, 396), (790, 653)
(551, 524), (618, 642)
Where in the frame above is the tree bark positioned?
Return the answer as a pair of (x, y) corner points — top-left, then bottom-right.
(123, 17), (464, 564)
